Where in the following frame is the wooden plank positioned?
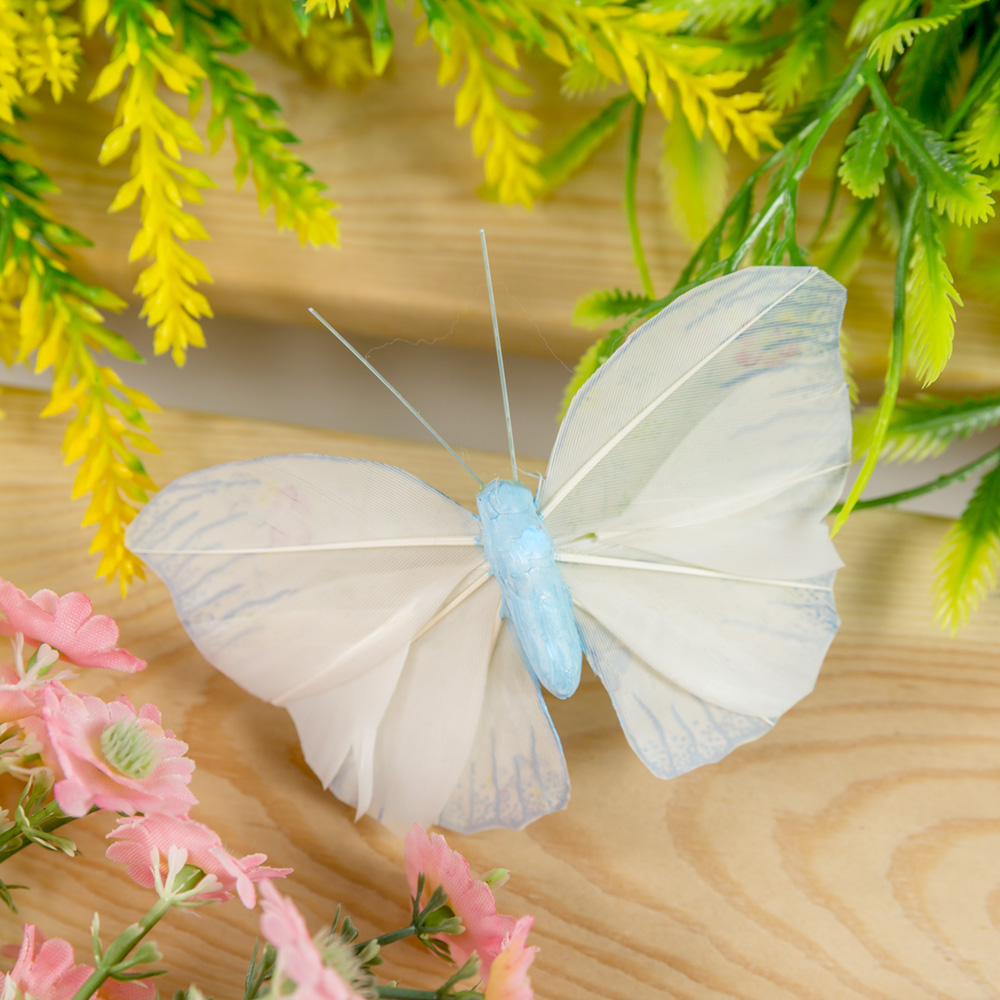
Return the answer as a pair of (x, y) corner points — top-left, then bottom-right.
(1, 387), (999, 999)
(19, 25), (1000, 397)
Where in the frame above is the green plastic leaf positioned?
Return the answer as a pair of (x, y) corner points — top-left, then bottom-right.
(874, 90), (995, 225)
(904, 199), (961, 386)
(853, 392), (1000, 463)
(935, 457), (1000, 632)
(958, 87), (1000, 169)
(867, 0), (987, 72)
(847, 0), (912, 43)
(656, 0), (783, 30)
(838, 111), (889, 199)
(537, 95), (629, 190)
(764, 7), (827, 110)
(660, 112), (728, 245)
(573, 288), (651, 328)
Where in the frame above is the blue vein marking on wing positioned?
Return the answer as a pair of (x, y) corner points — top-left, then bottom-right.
(670, 703), (698, 751)
(636, 698), (676, 774)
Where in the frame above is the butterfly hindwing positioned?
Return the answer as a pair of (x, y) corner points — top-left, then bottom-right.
(439, 620), (569, 833)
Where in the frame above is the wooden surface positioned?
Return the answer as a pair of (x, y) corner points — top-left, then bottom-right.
(1, 387), (1000, 998)
(21, 19), (1000, 399)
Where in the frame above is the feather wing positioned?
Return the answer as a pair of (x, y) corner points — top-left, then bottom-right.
(541, 267), (850, 767)
(438, 621), (569, 833)
(127, 455), (485, 706)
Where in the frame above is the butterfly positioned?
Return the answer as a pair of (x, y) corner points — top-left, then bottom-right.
(127, 260), (851, 835)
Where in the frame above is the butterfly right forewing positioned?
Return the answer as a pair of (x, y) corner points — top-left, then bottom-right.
(541, 267), (851, 774)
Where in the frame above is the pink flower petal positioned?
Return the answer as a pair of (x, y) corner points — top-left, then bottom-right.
(404, 824), (516, 979)
(107, 814), (291, 908)
(259, 884), (363, 1000)
(0, 925), (95, 1000)
(484, 917), (537, 1000)
(0, 580), (144, 673)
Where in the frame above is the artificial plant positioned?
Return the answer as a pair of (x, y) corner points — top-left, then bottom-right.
(1, 0), (998, 631)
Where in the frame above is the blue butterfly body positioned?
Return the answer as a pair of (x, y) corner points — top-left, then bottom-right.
(476, 479), (581, 700)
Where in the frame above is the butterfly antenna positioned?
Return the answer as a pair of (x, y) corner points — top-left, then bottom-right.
(308, 308), (483, 487)
(479, 229), (519, 483)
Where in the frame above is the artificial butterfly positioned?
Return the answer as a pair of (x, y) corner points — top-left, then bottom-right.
(127, 253), (851, 835)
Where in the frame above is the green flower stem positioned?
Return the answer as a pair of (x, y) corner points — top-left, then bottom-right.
(832, 445), (1000, 512)
(373, 925), (419, 947)
(624, 97), (654, 300)
(833, 187), (919, 533)
(69, 868), (204, 1000)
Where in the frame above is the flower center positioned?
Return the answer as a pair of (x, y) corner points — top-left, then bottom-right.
(100, 717), (160, 779)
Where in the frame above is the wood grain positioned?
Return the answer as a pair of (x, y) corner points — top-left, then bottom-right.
(20, 20), (1000, 399)
(1, 387), (999, 998)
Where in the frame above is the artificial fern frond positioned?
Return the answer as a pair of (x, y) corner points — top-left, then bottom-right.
(867, 0), (987, 72)
(838, 110), (889, 199)
(853, 392), (1000, 463)
(957, 85), (1000, 169)
(573, 288), (651, 328)
(935, 458), (1000, 633)
(223, 0), (373, 86)
(847, 0), (918, 44)
(0, 135), (158, 591)
(867, 72), (995, 226)
(537, 95), (629, 190)
(182, 3), (340, 246)
(763, 1), (828, 111)
(904, 198), (961, 386)
(657, 0), (786, 31)
(534, 2), (781, 159)
(660, 111), (728, 245)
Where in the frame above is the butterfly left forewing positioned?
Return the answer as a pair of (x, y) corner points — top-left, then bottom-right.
(127, 454), (487, 706)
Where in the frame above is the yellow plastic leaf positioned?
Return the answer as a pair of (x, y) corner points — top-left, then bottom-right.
(150, 7), (173, 36)
(99, 124), (134, 164)
(89, 54), (129, 101)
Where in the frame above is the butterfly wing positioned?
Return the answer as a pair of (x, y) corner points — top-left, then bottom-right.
(539, 266), (850, 775)
(438, 621), (569, 833)
(129, 454), (569, 831)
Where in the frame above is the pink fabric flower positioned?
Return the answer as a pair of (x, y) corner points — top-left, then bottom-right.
(32, 686), (196, 817)
(484, 917), (537, 1000)
(0, 581), (144, 673)
(0, 924), (93, 1000)
(259, 883), (364, 1000)
(106, 813), (291, 908)
(404, 824), (516, 978)
(0, 925), (154, 1000)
